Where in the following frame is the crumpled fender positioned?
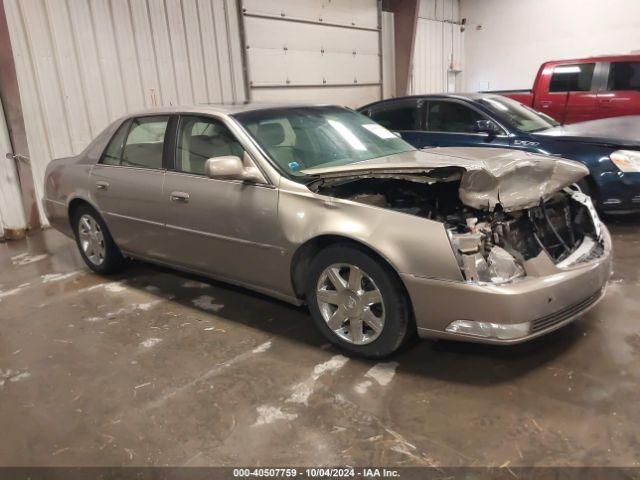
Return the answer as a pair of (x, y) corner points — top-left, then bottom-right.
(458, 156), (589, 211)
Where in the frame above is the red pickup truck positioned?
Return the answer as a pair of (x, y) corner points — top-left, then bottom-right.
(492, 55), (640, 124)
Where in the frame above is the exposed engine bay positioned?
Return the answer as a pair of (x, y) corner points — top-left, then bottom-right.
(316, 177), (602, 284)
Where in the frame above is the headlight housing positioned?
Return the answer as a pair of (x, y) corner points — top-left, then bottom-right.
(610, 150), (640, 173)
(448, 229), (525, 285)
(445, 319), (531, 340)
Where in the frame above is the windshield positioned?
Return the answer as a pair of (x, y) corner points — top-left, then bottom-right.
(478, 96), (559, 132)
(232, 106), (415, 177)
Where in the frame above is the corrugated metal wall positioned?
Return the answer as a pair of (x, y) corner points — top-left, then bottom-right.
(0, 98), (25, 235)
(3, 0), (246, 223)
(241, 0), (382, 107)
(410, 0), (462, 94)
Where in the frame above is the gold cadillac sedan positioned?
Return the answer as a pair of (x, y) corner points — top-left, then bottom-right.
(43, 104), (612, 357)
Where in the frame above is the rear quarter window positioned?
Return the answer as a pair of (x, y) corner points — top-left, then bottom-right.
(607, 62), (640, 91)
(100, 120), (130, 166)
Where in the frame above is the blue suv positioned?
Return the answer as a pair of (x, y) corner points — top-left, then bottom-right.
(358, 94), (640, 214)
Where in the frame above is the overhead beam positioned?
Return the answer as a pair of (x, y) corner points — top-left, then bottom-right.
(382, 0), (419, 97)
(0, 0), (40, 232)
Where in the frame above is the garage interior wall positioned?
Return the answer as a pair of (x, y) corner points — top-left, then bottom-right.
(241, 0), (382, 108)
(409, 0), (462, 94)
(461, 0), (640, 91)
(3, 0), (246, 224)
(0, 97), (26, 237)
(380, 10), (395, 99)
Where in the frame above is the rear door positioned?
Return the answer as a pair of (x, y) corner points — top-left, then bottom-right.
(419, 100), (509, 149)
(597, 61), (640, 118)
(90, 115), (170, 258)
(367, 99), (422, 146)
(537, 63), (597, 124)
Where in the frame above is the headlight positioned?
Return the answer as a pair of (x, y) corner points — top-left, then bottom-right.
(610, 150), (640, 173)
(449, 229), (525, 284)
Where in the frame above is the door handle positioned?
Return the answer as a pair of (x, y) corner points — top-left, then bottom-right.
(540, 101), (552, 108)
(95, 181), (109, 190)
(170, 191), (190, 202)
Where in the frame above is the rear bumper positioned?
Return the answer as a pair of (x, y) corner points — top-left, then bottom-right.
(402, 227), (612, 345)
(43, 198), (73, 238)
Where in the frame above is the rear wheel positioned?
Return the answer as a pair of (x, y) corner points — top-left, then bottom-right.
(306, 243), (414, 358)
(73, 205), (125, 274)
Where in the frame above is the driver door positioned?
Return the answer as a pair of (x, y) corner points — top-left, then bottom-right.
(161, 115), (282, 290)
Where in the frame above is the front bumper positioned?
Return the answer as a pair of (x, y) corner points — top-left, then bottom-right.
(597, 171), (640, 213)
(402, 226), (612, 345)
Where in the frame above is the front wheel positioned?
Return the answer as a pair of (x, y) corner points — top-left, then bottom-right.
(73, 205), (125, 274)
(306, 244), (415, 358)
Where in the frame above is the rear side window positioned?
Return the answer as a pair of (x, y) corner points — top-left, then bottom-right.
(121, 116), (169, 169)
(100, 116), (169, 168)
(607, 62), (640, 91)
(369, 104), (418, 130)
(549, 63), (595, 92)
(426, 101), (484, 133)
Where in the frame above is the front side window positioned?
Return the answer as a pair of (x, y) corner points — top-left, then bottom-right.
(607, 62), (640, 91)
(478, 95), (558, 133)
(175, 116), (244, 175)
(120, 116), (169, 169)
(426, 101), (484, 133)
(369, 104), (419, 130)
(233, 106), (415, 177)
(549, 63), (595, 92)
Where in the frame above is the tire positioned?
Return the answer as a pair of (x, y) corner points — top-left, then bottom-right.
(72, 204), (125, 274)
(306, 243), (415, 358)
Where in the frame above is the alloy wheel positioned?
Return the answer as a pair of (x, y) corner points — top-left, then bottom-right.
(316, 263), (385, 345)
(78, 214), (106, 266)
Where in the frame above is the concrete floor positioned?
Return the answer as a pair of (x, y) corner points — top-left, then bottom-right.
(1, 221), (639, 468)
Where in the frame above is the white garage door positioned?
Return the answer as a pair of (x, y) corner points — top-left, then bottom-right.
(241, 0), (382, 108)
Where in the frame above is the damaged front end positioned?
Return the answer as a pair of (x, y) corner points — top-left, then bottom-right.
(309, 155), (603, 287)
(447, 186), (601, 284)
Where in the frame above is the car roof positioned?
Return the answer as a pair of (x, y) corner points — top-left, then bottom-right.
(358, 93), (493, 110)
(118, 102), (338, 118)
(541, 54), (640, 66)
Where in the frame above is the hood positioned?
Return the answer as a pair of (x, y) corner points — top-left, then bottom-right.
(534, 115), (640, 147)
(303, 147), (589, 212)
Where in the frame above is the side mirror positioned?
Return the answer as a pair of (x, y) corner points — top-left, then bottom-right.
(473, 119), (500, 135)
(204, 155), (266, 184)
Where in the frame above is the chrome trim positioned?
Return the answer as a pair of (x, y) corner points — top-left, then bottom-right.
(92, 163), (167, 173)
(162, 169), (276, 189)
(164, 222), (284, 252)
(103, 211), (164, 227)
